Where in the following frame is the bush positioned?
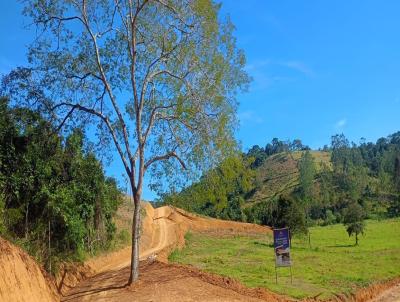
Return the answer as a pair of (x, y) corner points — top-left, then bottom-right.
(249, 195), (308, 236)
(322, 209), (337, 226)
(387, 196), (400, 218)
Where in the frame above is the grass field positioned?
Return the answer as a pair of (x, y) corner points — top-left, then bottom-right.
(169, 219), (400, 299)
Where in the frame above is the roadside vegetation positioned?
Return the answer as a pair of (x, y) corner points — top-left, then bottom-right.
(0, 98), (123, 273)
(169, 218), (400, 299)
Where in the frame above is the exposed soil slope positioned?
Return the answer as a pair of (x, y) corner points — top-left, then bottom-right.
(83, 203), (271, 273)
(371, 285), (400, 302)
(61, 204), (277, 302)
(0, 237), (59, 302)
(367, 279), (400, 302)
(2, 201), (397, 301)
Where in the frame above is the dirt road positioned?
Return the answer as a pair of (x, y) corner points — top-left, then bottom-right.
(115, 206), (173, 269)
(2, 202), (397, 302)
(369, 283), (400, 302)
(61, 206), (279, 302)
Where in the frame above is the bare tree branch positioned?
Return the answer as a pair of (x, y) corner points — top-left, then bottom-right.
(80, 2), (135, 171)
(144, 150), (186, 171)
(142, 103), (177, 145)
(52, 102), (132, 177)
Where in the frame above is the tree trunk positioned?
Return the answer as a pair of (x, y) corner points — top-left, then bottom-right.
(395, 156), (400, 191)
(128, 189), (142, 284)
(48, 218), (51, 273)
(94, 196), (102, 231)
(355, 233), (358, 245)
(25, 203), (29, 239)
(94, 195), (102, 245)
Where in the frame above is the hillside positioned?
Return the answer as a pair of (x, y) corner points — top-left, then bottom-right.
(246, 151), (331, 206)
(0, 203), (274, 302)
(2, 202), (399, 301)
(164, 132), (400, 227)
(60, 204), (276, 302)
(0, 237), (59, 302)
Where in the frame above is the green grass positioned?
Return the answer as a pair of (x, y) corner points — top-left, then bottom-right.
(169, 219), (400, 299)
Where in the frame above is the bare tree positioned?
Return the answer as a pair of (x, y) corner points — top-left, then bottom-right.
(17, 0), (249, 283)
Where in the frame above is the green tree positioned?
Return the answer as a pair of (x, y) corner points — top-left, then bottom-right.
(164, 153), (254, 219)
(246, 145), (267, 168)
(251, 196), (307, 236)
(0, 98), (122, 271)
(343, 203), (365, 245)
(20, 0), (249, 283)
(394, 156), (400, 192)
(298, 150), (316, 203)
(331, 134), (351, 173)
(387, 196), (400, 218)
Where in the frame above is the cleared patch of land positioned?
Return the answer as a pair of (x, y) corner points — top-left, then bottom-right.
(246, 151), (331, 206)
(60, 205), (279, 302)
(169, 219), (400, 299)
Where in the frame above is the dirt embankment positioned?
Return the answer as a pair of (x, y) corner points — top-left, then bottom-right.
(80, 203), (272, 274)
(0, 237), (59, 302)
(60, 204), (278, 302)
(367, 279), (400, 302)
(322, 278), (400, 302)
(61, 204), (400, 302)
(2, 202), (399, 302)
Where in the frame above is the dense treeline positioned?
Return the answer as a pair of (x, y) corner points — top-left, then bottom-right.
(311, 133), (400, 221)
(163, 154), (255, 221)
(0, 98), (122, 272)
(247, 138), (310, 168)
(162, 133), (400, 236)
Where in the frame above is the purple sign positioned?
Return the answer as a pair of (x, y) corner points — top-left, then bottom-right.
(273, 228), (291, 267)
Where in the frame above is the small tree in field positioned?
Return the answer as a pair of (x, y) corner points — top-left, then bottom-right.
(9, 0), (249, 283)
(343, 202), (365, 245)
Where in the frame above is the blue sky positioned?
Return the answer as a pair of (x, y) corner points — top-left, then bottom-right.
(220, 0), (400, 150)
(1, 1), (400, 199)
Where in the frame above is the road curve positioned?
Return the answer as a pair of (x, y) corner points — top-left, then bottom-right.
(60, 205), (274, 302)
(61, 206), (175, 301)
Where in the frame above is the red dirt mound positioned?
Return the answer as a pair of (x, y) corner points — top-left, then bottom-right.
(0, 237), (59, 302)
(62, 260), (287, 302)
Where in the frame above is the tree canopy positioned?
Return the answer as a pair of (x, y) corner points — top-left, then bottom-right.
(12, 0), (250, 282)
(343, 202), (365, 245)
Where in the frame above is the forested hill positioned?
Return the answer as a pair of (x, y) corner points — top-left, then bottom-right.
(162, 134), (400, 233)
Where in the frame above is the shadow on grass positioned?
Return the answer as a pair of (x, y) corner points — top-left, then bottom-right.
(326, 244), (355, 248)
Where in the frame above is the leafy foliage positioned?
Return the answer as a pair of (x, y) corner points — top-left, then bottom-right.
(16, 0), (250, 281)
(0, 97), (122, 272)
(163, 131), (400, 235)
(245, 195), (307, 236)
(298, 150), (316, 204)
(162, 154), (254, 220)
(343, 203), (365, 245)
